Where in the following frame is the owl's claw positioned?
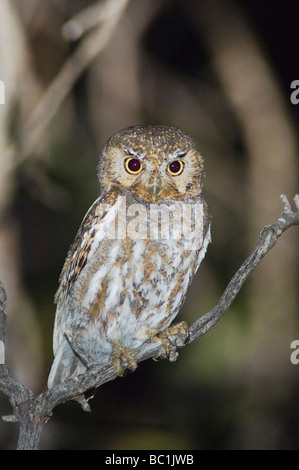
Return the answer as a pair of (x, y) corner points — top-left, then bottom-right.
(148, 321), (189, 362)
(111, 341), (138, 376)
(73, 394), (92, 412)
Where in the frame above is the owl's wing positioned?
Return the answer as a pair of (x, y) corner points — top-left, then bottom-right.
(49, 192), (123, 387)
(55, 192), (119, 304)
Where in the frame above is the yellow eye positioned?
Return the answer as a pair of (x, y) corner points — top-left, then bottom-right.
(125, 157), (143, 175)
(167, 160), (184, 176)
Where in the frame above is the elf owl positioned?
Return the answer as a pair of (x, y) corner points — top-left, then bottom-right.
(47, 125), (211, 389)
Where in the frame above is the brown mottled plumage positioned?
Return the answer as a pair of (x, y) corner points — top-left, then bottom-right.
(48, 125), (211, 388)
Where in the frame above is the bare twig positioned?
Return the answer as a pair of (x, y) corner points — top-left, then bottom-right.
(0, 282), (7, 366)
(0, 194), (298, 449)
(188, 194), (299, 342)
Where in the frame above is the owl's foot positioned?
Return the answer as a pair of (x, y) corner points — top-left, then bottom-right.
(148, 321), (189, 362)
(111, 341), (138, 376)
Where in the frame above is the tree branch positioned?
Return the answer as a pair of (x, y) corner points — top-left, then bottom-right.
(0, 194), (298, 449)
(0, 282), (7, 366)
(188, 194), (299, 342)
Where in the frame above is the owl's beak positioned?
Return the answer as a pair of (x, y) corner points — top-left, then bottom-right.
(147, 176), (162, 200)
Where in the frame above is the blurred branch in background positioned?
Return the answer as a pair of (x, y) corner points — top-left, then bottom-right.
(0, 0), (43, 395)
(87, 0), (161, 139)
(2, 0), (131, 178)
(62, 0), (129, 41)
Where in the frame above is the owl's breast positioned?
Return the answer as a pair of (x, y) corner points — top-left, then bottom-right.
(77, 235), (203, 330)
(62, 197), (210, 350)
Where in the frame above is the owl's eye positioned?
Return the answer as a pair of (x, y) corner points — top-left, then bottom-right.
(167, 160), (184, 176)
(125, 157), (143, 175)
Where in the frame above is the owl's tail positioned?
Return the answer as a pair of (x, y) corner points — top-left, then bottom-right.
(47, 340), (92, 411)
(47, 339), (84, 388)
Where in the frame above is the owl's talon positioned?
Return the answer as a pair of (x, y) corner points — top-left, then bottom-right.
(111, 341), (138, 376)
(73, 394), (92, 412)
(148, 321), (189, 362)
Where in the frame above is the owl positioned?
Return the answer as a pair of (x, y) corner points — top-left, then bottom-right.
(47, 125), (211, 389)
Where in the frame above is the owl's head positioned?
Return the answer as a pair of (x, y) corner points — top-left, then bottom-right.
(98, 125), (204, 203)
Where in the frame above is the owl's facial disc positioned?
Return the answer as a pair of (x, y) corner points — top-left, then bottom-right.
(99, 125), (204, 203)
(122, 151), (194, 203)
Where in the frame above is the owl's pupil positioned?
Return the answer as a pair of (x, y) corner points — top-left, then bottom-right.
(169, 161), (181, 173)
(128, 158), (141, 172)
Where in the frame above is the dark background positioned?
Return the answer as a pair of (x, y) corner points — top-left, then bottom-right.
(0, 0), (298, 449)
